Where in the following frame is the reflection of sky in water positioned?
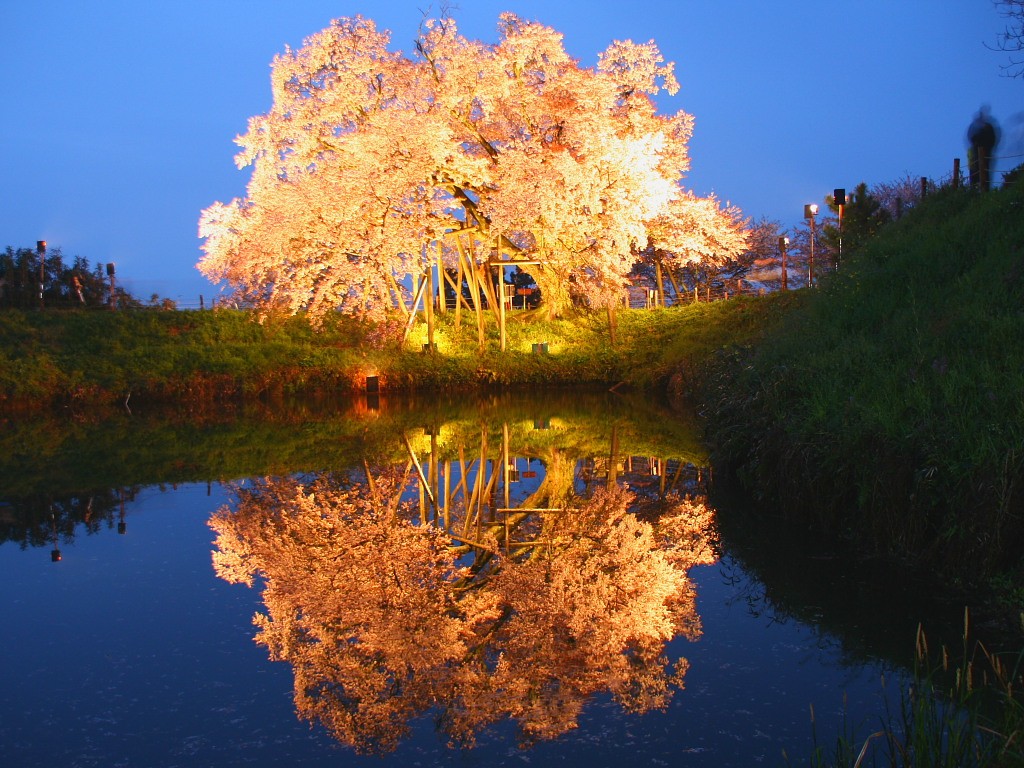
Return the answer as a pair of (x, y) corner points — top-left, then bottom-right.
(1, 481), (897, 767)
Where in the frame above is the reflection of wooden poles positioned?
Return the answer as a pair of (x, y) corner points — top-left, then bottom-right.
(669, 459), (685, 492)
(466, 429), (489, 541)
(400, 425), (584, 560)
(608, 425), (620, 485)
(502, 422), (511, 510)
(442, 457), (451, 531)
(402, 433), (437, 512)
(495, 508), (563, 513)
(362, 459), (377, 497)
(430, 430), (439, 523)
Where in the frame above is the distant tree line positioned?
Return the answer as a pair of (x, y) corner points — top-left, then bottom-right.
(0, 245), (147, 310)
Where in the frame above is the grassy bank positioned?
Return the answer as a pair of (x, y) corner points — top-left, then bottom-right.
(696, 180), (1024, 599)
(0, 291), (792, 408)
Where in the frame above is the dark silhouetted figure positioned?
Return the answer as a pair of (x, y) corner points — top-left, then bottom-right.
(967, 106), (1000, 191)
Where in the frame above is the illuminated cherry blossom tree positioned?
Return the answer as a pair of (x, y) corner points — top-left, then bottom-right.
(198, 12), (747, 326)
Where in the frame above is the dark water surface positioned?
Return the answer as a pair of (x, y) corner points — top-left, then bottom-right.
(0, 392), (958, 767)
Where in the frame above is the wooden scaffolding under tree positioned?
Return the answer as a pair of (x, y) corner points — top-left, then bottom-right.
(401, 226), (545, 352)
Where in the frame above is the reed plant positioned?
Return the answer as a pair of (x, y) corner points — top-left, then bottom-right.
(792, 611), (1024, 767)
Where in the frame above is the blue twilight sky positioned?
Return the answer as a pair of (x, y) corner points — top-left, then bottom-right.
(2, 1), (1021, 305)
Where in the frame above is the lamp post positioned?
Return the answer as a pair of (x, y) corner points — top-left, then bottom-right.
(803, 204), (818, 287)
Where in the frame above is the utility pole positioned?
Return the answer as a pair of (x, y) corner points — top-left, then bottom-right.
(36, 240), (46, 309)
(106, 262), (116, 310)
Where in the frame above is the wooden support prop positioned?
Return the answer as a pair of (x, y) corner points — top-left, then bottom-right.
(453, 249), (463, 327)
(387, 271), (410, 318)
(655, 259), (665, 307)
(402, 274), (429, 342)
(455, 235), (486, 349)
(497, 260), (507, 353)
(478, 255), (501, 325)
(438, 242), (449, 316)
(665, 266), (683, 305)
(424, 248), (436, 349)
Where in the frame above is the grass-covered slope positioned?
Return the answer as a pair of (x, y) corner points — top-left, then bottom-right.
(0, 288), (792, 408)
(700, 182), (1024, 588)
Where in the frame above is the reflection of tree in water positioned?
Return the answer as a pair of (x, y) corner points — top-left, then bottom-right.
(210, 471), (717, 753)
(0, 488), (137, 550)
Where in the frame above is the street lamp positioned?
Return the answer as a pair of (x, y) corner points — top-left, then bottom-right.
(778, 235), (790, 291)
(803, 204), (818, 287)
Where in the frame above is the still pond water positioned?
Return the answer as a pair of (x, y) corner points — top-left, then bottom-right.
(0, 391), (960, 767)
